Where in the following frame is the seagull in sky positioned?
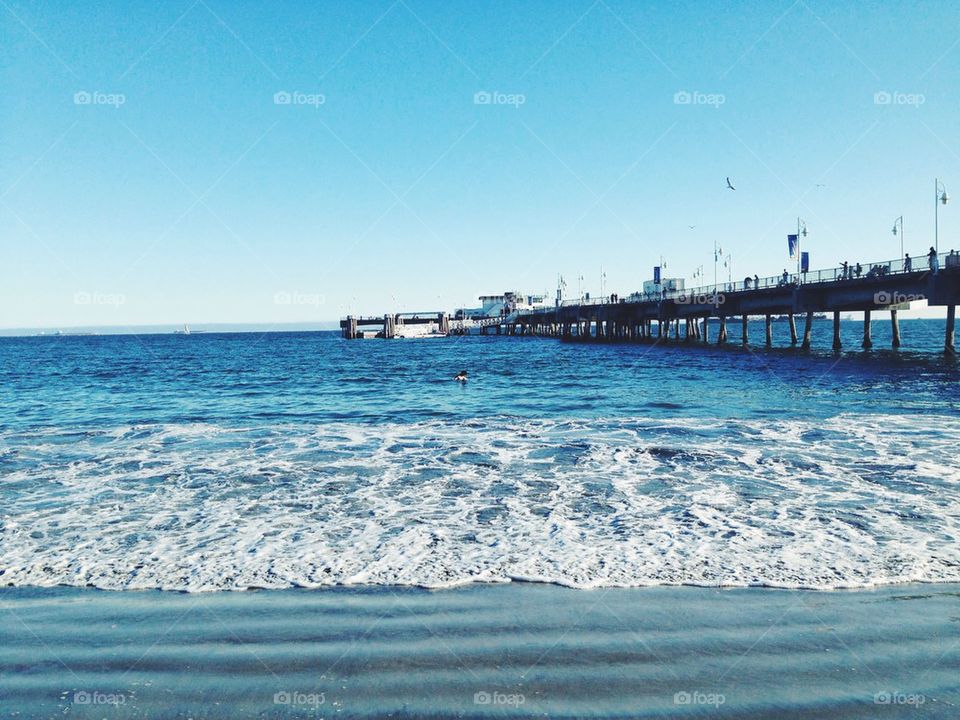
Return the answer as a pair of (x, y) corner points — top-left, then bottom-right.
(725, 177), (736, 191)
(688, 225), (696, 229)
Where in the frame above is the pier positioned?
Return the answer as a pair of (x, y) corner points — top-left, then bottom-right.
(342, 253), (960, 354)
(342, 311), (449, 339)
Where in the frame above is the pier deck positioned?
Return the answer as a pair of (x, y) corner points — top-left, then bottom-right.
(342, 253), (960, 353)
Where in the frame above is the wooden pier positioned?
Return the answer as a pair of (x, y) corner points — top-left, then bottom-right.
(342, 254), (960, 354)
(342, 312), (449, 339)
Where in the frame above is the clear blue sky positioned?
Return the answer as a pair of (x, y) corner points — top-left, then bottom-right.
(2, 0), (958, 329)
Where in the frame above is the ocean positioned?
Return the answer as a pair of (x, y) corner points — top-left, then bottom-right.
(2, 319), (958, 593)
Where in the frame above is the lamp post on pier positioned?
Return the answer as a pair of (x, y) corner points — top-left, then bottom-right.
(713, 241), (723, 290)
(796, 218), (808, 282)
(935, 179), (949, 254)
(892, 216), (904, 263)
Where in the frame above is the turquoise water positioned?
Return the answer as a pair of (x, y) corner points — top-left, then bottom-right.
(0, 322), (958, 591)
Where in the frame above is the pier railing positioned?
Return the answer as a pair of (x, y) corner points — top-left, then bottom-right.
(530, 251), (959, 311)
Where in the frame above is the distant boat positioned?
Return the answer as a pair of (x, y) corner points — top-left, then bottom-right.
(173, 323), (204, 335)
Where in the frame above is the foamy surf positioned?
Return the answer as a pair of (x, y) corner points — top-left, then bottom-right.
(1, 414), (958, 592)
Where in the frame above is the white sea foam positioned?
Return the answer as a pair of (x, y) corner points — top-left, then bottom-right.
(1, 414), (959, 591)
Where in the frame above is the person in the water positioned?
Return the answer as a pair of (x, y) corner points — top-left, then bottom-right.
(454, 370), (468, 382)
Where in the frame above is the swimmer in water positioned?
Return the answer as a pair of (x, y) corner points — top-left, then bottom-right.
(454, 370), (468, 382)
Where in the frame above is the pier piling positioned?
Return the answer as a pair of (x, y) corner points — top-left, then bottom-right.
(788, 314), (798, 345)
(891, 309), (901, 348)
(947, 305), (956, 355)
(741, 315), (749, 346)
(832, 311), (842, 351)
(801, 311), (813, 350)
(862, 310), (873, 349)
(765, 314), (772, 347)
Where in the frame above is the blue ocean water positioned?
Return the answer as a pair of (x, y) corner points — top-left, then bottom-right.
(1, 320), (958, 591)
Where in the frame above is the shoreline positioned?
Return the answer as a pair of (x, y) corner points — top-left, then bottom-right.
(8, 575), (960, 594)
(2, 582), (957, 718)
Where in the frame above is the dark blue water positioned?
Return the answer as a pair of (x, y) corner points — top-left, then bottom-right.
(0, 322), (958, 591)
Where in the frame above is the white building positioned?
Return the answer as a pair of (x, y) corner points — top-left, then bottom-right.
(456, 291), (548, 319)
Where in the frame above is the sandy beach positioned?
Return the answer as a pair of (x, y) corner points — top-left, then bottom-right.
(1, 582), (957, 718)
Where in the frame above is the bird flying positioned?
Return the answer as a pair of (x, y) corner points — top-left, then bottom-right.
(726, 177), (736, 191)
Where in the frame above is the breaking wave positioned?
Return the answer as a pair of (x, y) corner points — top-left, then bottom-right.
(2, 413), (959, 592)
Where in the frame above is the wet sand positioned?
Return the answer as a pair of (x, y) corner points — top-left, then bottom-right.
(1, 583), (958, 718)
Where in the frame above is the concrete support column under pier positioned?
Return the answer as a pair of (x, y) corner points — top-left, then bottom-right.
(801, 312), (813, 350)
(702, 316), (710, 343)
(741, 315), (749, 346)
(833, 311), (842, 351)
(717, 317), (726, 345)
(862, 310), (873, 349)
(788, 314), (798, 345)
(765, 314), (772, 348)
(947, 305), (956, 355)
(891, 309), (901, 348)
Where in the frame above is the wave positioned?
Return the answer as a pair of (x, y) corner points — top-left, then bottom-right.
(1, 414), (959, 592)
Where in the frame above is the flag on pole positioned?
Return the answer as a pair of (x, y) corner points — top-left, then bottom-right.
(788, 234), (799, 259)
(653, 266), (661, 284)
(800, 251), (809, 273)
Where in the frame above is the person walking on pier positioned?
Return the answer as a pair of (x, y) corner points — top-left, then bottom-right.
(841, 261), (849, 280)
(854, 262), (863, 278)
(929, 247), (939, 274)
(754, 274), (759, 289)
(904, 254), (912, 272)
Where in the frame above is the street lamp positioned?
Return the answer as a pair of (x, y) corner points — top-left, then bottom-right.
(891, 216), (904, 264)
(796, 218), (808, 281)
(713, 241), (722, 289)
(935, 179), (949, 254)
